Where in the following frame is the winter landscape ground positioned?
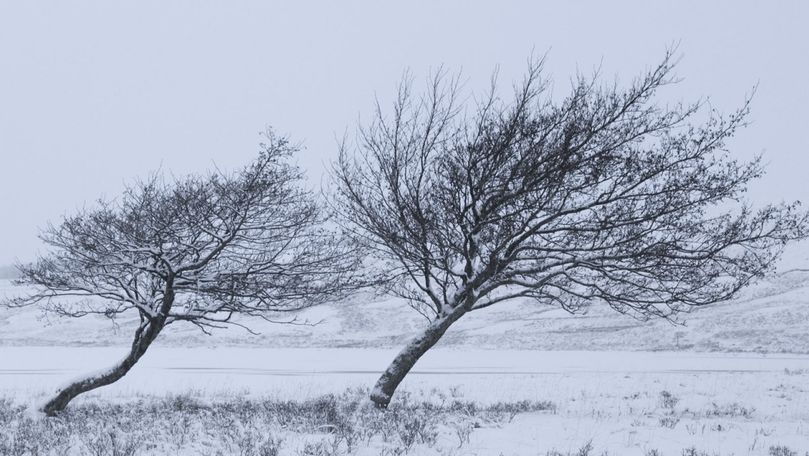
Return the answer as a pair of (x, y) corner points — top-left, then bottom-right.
(2, 245), (809, 455)
(4, 0), (809, 454)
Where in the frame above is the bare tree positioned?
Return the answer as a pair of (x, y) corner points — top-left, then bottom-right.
(9, 132), (360, 415)
(332, 51), (809, 408)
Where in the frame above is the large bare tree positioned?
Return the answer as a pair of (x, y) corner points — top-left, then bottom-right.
(9, 132), (360, 415)
(332, 52), (808, 408)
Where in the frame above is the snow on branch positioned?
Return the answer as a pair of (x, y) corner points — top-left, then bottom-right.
(333, 49), (809, 322)
(9, 131), (364, 330)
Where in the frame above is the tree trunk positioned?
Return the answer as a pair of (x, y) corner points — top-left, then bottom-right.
(42, 283), (174, 416)
(40, 319), (165, 416)
(370, 305), (468, 408)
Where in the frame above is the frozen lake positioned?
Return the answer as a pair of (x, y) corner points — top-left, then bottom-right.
(3, 347), (809, 402)
(5, 347), (809, 453)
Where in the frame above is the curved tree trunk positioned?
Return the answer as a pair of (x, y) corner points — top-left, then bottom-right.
(40, 319), (166, 416)
(42, 284), (174, 416)
(370, 305), (468, 408)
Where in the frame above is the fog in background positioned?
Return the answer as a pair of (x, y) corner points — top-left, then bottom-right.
(1, 1), (807, 266)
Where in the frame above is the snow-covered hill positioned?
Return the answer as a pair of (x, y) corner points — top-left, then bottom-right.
(2, 265), (809, 353)
(1, 240), (807, 352)
(0, 265), (18, 279)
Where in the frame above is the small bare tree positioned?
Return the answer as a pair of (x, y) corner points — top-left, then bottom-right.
(332, 51), (808, 408)
(9, 132), (360, 415)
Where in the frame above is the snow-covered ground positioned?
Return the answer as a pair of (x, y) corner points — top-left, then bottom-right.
(2, 347), (809, 454)
(2, 243), (809, 454)
(5, 347), (809, 400)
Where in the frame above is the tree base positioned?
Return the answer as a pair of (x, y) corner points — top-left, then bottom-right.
(370, 389), (391, 409)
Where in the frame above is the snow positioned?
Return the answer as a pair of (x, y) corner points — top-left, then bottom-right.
(3, 347), (809, 453)
(3, 241), (809, 453)
(2, 347), (809, 397)
(5, 268), (809, 354)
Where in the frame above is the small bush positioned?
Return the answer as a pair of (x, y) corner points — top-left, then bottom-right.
(83, 429), (140, 456)
(681, 447), (708, 456)
(576, 440), (593, 456)
(659, 390), (679, 409)
(659, 416), (680, 429)
(769, 446), (798, 456)
(705, 402), (754, 419)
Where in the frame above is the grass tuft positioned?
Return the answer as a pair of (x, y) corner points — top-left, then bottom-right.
(0, 388), (554, 455)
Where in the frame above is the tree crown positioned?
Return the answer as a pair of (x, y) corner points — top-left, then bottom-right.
(333, 52), (807, 321)
(13, 132), (361, 333)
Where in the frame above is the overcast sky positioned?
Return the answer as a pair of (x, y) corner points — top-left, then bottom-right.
(1, 1), (807, 265)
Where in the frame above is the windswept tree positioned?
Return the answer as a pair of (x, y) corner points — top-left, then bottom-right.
(9, 132), (361, 415)
(333, 52), (808, 408)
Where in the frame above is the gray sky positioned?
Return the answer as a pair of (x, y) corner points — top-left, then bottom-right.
(1, 1), (807, 265)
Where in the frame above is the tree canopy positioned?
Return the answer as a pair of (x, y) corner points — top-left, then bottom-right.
(332, 51), (808, 407)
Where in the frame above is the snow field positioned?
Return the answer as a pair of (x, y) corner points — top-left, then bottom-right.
(2, 347), (809, 454)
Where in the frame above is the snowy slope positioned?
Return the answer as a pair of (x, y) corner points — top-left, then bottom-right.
(0, 265), (18, 279)
(2, 241), (809, 353)
(2, 271), (809, 353)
